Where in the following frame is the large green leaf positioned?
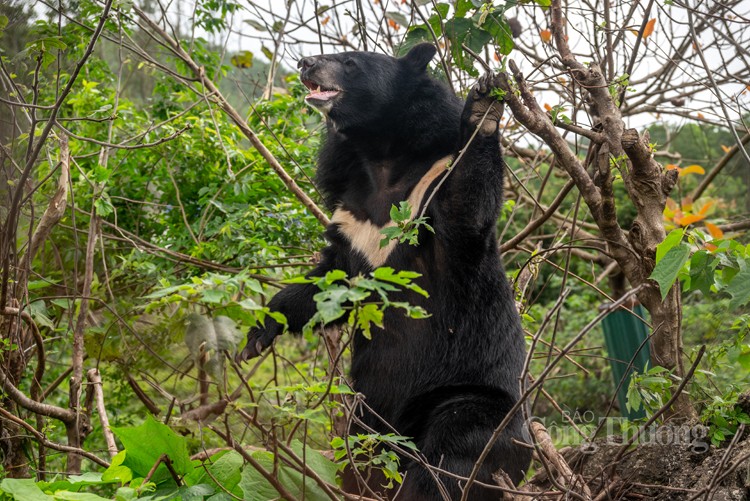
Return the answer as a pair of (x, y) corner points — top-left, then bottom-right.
(185, 450), (243, 496)
(398, 26), (431, 56)
(50, 492), (111, 501)
(726, 264), (750, 310)
(655, 228), (685, 262)
(0, 479), (53, 501)
(650, 243), (690, 300)
(112, 416), (193, 484)
(688, 250), (718, 295)
(39, 473), (116, 496)
(481, 10), (515, 55)
(444, 18), (492, 76)
(238, 451), (284, 501)
(239, 445), (339, 501)
(288, 440), (340, 486)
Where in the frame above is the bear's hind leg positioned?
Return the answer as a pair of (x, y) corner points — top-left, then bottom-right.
(395, 391), (531, 501)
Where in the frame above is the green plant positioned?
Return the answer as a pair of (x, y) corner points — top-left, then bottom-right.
(626, 365), (674, 416)
(379, 201), (435, 249)
(700, 391), (750, 446)
(331, 433), (419, 489)
(288, 267), (430, 340)
(0, 417), (340, 500)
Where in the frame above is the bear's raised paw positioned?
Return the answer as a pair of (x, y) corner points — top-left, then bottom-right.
(463, 72), (505, 137)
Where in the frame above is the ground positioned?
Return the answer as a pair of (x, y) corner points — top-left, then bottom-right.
(531, 429), (750, 499)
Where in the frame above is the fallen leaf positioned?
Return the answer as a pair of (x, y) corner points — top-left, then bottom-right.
(705, 222), (724, 240)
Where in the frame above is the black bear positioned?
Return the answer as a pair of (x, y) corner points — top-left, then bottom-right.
(239, 43), (531, 499)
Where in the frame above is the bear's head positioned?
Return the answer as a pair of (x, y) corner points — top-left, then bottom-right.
(297, 43), (438, 133)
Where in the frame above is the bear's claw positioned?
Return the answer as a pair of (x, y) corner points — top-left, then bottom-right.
(464, 72), (505, 136)
(237, 325), (279, 362)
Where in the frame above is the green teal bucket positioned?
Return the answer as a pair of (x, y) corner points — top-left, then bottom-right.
(601, 304), (651, 420)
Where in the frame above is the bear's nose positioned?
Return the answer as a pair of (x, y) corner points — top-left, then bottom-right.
(297, 57), (316, 71)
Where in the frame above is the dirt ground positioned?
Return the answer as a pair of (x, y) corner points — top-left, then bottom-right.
(553, 428), (750, 500)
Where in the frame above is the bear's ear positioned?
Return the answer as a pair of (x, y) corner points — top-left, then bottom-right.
(401, 43), (437, 72)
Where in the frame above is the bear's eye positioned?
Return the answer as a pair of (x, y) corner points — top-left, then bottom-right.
(344, 59), (357, 68)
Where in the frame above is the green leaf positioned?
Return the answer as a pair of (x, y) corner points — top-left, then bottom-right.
(352, 303), (384, 339)
(40, 472), (111, 493)
(482, 11), (515, 55)
(283, 276), (314, 284)
(455, 0), (474, 18)
(102, 451), (133, 485)
(313, 285), (369, 324)
(444, 19), (493, 76)
(94, 193), (115, 217)
(288, 439), (339, 486)
(379, 226), (402, 248)
(372, 267), (420, 285)
(737, 347), (750, 371)
(244, 19), (266, 31)
(688, 250), (718, 295)
(240, 448), (339, 501)
(726, 265), (750, 310)
(51, 492), (112, 500)
(261, 45), (274, 61)
(230, 51), (253, 68)
(238, 452), (283, 501)
(650, 243), (690, 300)
(385, 11), (409, 27)
(185, 451), (243, 494)
(399, 26), (431, 56)
(0, 479), (53, 501)
(323, 269), (347, 284)
(111, 416), (193, 483)
(114, 487), (137, 501)
(28, 36), (67, 51)
(656, 228), (685, 262)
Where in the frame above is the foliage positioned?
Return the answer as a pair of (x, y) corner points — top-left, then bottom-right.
(331, 434), (418, 489)
(378, 202), (434, 249)
(651, 227), (750, 308)
(288, 267), (430, 340)
(1, 0), (750, 497)
(0, 417), (339, 500)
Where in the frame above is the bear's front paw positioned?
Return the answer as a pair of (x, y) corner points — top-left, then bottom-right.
(236, 321), (282, 362)
(463, 72), (505, 136)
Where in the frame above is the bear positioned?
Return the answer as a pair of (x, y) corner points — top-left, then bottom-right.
(238, 43), (531, 499)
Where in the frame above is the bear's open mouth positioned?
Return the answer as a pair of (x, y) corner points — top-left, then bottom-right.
(301, 79), (341, 104)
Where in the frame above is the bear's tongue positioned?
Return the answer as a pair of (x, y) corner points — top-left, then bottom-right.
(305, 84), (339, 102)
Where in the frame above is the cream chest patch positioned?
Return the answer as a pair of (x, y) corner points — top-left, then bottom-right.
(331, 155), (452, 267)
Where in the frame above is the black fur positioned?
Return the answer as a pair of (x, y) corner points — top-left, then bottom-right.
(240, 44), (531, 499)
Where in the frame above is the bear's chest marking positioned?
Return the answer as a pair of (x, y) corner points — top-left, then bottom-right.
(331, 155), (452, 267)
